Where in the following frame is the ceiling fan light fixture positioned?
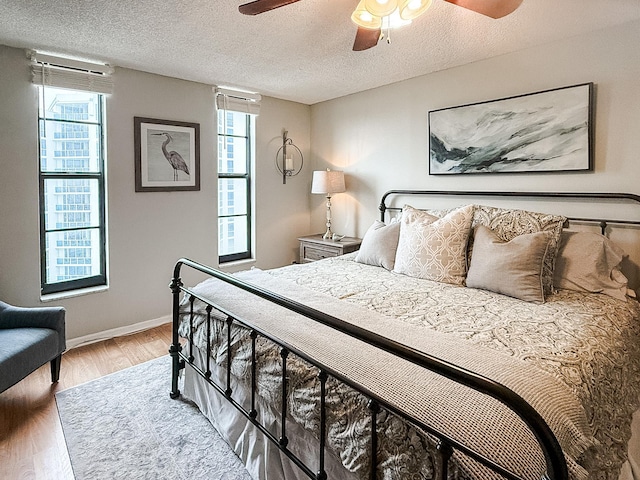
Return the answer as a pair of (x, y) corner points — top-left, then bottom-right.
(364, 0), (399, 18)
(399, 0), (433, 20)
(382, 9), (412, 29)
(351, 0), (383, 29)
(237, 0), (524, 53)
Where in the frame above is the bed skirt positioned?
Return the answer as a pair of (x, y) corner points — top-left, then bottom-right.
(181, 344), (360, 480)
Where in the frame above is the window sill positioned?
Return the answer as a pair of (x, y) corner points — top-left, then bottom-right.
(219, 258), (256, 273)
(40, 284), (109, 303)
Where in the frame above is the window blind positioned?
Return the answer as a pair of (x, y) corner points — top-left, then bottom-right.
(215, 86), (261, 115)
(30, 51), (114, 94)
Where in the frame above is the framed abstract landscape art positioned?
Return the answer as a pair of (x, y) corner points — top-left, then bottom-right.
(428, 83), (594, 175)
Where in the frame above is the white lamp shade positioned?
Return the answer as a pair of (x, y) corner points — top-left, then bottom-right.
(311, 170), (346, 195)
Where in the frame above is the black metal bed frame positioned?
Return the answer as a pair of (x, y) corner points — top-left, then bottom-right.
(170, 190), (640, 480)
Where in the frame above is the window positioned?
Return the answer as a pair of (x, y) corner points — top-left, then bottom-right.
(38, 86), (107, 294)
(217, 110), (252, 263)
(215, 87), (260, 264)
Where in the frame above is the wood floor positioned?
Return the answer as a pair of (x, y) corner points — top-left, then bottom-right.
(0, 322), (173, 480)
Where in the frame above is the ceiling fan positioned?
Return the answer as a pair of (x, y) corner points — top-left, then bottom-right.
(238, 0), (524, 51)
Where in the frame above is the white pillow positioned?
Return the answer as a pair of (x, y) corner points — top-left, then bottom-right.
(354, 220), (401, 270)
(394, 204), (474, 285)
(466, 225), (552, 303)
(553, 231), (630, 301)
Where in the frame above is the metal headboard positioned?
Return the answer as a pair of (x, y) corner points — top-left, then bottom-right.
(379, 190), (640, 234)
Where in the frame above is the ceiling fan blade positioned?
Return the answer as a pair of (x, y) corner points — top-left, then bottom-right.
(239, 0), (301, 15)
(444, 0), (523, 19)
(353, 27), (381, 51)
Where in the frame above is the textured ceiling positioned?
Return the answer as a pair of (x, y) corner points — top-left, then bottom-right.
(1, 0), (639, 105)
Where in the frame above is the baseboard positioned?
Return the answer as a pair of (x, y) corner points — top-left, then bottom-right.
(66, 315), (172, 350)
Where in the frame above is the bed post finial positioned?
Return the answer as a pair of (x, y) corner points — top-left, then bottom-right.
(169, 263), (185, 399)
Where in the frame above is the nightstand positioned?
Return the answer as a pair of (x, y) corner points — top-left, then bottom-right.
(298, 235), (362, 263)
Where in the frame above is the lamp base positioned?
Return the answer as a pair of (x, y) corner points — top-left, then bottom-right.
(323, 195), (334, 240)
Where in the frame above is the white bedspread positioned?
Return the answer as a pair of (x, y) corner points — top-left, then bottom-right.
(179, 255), (640, 479)
(267, 254), (640, 479)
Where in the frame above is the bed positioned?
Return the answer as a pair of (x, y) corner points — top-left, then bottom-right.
(169, 190), (640, 480)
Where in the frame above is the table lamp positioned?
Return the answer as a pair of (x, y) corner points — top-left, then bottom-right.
(311, 169), (346, 240)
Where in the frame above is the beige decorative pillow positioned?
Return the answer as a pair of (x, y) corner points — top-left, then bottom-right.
(354, 220), (401, 270)
(466, 225), (552, 303)
(554, 231), (630, 301)
(471, 205), (566, 296)
(394, 204), (474, 285)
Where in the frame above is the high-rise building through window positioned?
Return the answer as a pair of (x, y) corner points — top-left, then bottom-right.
(217, 109), (252, 263)
(39, 86), (107, 294)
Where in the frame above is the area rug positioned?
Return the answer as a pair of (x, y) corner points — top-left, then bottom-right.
(56, 356), (252, 480)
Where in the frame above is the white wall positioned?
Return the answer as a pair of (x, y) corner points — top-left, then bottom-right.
(248, 95), (312, 272)
(0, 45), (311, 341)
(310, 20), (640, 238)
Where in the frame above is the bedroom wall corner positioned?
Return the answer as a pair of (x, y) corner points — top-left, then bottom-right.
(0, 45), (41, 308)
(248, 96), (312, 271)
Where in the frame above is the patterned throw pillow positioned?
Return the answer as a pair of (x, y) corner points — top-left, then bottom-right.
(471, 205), (566, 296)
(394, 204), (475, 285)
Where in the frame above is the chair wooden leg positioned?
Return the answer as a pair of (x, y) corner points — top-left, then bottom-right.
(50, 355), (62, 383)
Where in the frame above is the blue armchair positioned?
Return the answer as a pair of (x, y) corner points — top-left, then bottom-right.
(0, 300), (66, 393)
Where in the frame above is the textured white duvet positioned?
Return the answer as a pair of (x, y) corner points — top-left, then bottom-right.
(180, 254), (640, 479)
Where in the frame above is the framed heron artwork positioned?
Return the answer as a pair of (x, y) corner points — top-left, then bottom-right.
(428, 83), (594, 175)
(134, 117), (200, 191)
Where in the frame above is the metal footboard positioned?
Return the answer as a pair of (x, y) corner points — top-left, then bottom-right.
(169, 257), (568, 480)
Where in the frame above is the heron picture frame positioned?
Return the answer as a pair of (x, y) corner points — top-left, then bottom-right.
(134, 117), (200, 192)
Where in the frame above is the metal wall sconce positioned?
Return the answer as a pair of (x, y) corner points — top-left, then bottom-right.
(275, 129), (303, 184)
